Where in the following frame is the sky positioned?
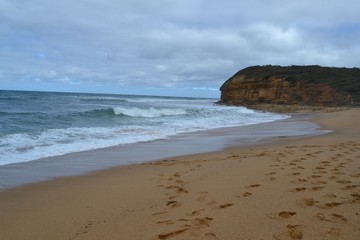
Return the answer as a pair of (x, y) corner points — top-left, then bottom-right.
(0, 0), (359, 98)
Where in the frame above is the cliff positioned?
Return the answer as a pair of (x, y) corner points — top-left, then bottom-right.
(220, 65), (360, 107)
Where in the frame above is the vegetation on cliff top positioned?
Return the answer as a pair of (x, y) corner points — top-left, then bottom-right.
(222, 65), (360, 104)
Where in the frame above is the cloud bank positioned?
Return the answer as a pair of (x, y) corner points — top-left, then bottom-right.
(1, 0), (359, 97)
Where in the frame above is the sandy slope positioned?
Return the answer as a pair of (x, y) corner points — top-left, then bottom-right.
(0, 110), (359, 240)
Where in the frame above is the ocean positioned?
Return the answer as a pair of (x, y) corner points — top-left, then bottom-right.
(0, 90), (288, 166)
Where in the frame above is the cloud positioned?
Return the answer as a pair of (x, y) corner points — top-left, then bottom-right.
(248, 24), (302, 51)
(0, 0), (359, 97)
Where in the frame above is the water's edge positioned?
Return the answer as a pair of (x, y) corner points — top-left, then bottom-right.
(0, 113), (329, 190)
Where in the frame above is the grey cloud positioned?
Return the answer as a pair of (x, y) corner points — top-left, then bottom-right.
(0, 0), (359, 94)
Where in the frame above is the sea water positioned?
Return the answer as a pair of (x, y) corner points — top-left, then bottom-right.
(0, 90), (288, 166)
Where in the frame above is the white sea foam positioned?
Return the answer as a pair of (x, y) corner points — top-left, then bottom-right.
(0, 126), (164, 165)
(0, 112), (287, 165)
(0, 92), (289, 165)
(112, 106), (188, 118)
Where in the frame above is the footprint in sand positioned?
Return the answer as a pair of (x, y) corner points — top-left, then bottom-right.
(289, 187), (306, 192)
(267, 211), (296, 219)
(273, 225), (303, 240)
(228, 154), (240, 159)
(192, 217), (214, 227)
(322, 193), (337, 198)
(311, 186), (324, 191)
(268, 176), (277, 181)
(157, 228), (188, 239)
(296, 198), (317, 207)
(218, 203), (234, 209)
(287, 225), (303, 240)
(270, 164), (280, 167)
(290, 178), (308, 184)
(320, 161), (331, 164)
(166, 185), (188, 193)
(204, 232), (218, 239)
(315, 213), (326, 221)
(191, 209), (205, 216)
(315, 213), (347, 223)
(247, 184), (261, 188)
(336, 179), (352, 184)
(341, 185), (359, 191)
(317, 201), (342, 209)
(172, 172), (181, 178)
(168, 194), (179, 200)
(331, 213), (348, 222)
(308, 175), (322, 179)
(327, 228), (342, 237)
(243, 192), (252, 197)
(160, 219), (207, 239)
(156, 220), (175, 225)
(166, 201), (182, 208)
(310, 180), (327, 185)
(176, 187), (188, 193)
(351, 193), (360, 202)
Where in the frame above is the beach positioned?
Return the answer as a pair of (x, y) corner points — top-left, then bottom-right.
(0, 109), (359, 240)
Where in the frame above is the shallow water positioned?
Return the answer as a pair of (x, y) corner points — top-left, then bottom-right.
(0, 90), (287, 165)
(0, 113), (330, 190)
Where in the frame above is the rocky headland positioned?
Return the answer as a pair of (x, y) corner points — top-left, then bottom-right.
(219, 65), (360, 112)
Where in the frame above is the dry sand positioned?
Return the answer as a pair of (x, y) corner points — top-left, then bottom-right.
(0, 109), (359, 240)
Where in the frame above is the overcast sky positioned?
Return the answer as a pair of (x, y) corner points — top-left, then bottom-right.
(1, 0), (359, 98)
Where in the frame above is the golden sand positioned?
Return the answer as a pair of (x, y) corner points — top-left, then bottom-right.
(0, 109), (359, 240)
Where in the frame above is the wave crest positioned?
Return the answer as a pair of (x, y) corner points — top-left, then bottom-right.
(112, 107), (188, 118)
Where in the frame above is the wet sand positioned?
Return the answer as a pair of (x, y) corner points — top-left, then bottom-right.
(0, 112), (323, 190)
(0, 109), (359, 240)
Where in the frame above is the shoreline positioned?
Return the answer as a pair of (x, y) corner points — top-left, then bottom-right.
(0, 109), (359, 239)
(0, 111), (323, 190)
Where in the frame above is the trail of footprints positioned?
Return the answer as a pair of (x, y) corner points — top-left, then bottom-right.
(151, 160), (234, 239)
(266, 141), (360, 239)
(151, 154), (269, 239)
(149, 141), (359, 239)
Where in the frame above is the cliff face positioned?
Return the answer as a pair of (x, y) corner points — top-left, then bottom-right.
(220, 66), (360, 107)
